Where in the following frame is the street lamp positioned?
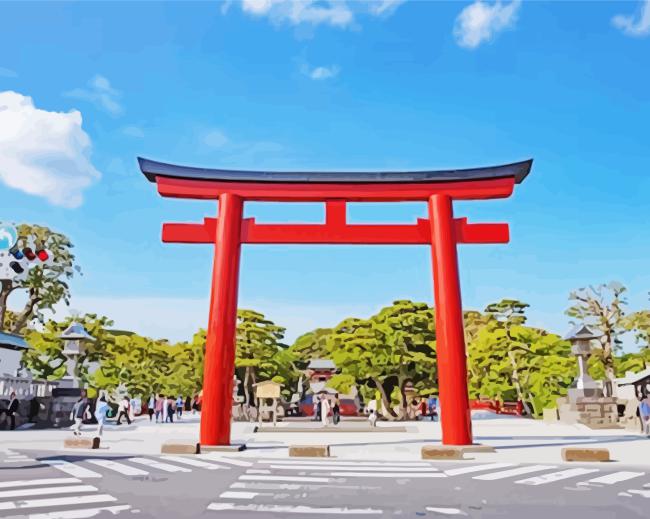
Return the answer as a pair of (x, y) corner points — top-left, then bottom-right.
(564, 324), (603, 400)
(59, 321), (95, 389)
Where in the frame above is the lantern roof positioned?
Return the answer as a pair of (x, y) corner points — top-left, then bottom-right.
(564, 324), (601, 341)
(59, 321), (96, 341)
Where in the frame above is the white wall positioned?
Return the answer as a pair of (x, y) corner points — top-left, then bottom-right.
(0, 347), (22, 377)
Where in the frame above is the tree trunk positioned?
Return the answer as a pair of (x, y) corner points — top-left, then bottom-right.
(12, 294), (40, 334)
(243, 367), (251, 406)
(0, 280), (11, 331)
(397, 377), (409, 421)
(373, 377), (397, 421)
(507, 350), (533, 416)
(602, 334), (615, 396)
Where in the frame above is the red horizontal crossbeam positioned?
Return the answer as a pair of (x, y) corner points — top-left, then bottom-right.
(155, 176), (515, 202)
(162, 217), (508, 245)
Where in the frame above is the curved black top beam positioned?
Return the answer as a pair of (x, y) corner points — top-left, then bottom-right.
(138, 157), (532, 185)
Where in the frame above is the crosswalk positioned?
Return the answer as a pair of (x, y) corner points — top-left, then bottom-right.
(2, 448), (650, 517)
(205, 456), (650, 515)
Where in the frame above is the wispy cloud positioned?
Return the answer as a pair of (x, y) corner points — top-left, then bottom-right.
(0, 90), (100, 208)
(612, 0), (650, 37)
(203, 128), (229, 148)
(237, 0), (405, 29)
(122, 125), (144, 138)
(302, 63), (340, 80)
(0, 67), (17, 78)
(65, 74), (123, 116)
(453, 0), (521, 49)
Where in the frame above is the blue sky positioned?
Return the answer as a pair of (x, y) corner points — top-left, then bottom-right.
(1, 1), (649, 346)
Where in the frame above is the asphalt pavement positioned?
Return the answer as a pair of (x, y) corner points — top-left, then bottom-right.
(1, 447), (649, 518)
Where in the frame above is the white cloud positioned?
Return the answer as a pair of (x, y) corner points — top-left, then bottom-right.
(0, 91), (101, 208)
(241, 0), (354, 28)
(612, 0), (650, 37)
(303, 64), (340, 80)
(65, 75), (123, 116)
(0, 67), (17, 78)
(203, 129), (229, 148)
(368, 0), (406, 16)
(453, 0), (521, 49)
(122, 125), (144, 138)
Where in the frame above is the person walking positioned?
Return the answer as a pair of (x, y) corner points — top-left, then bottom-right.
(166, 396), (175, 423)
(154, 394), (163, 423)
(70, 395), (90, 436)
(147, 394), (155, 422)
(94, 396), (110, 436)
(116, 396), (131, 425)
(176, 395), (184, 420)
(333, 393), (341, 425)
(191, 394), (199, 415)
(640, 394), (650, 436)
(313, 394), (321, 422)
(320, 395), (331, 427)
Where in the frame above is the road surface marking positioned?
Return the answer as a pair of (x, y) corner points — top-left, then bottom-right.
(425, 507), (468, 516)
(258, 460), (432, 468)
(207, 502), (383, 514)
(0, 478), (81, 489)
(327, 471), (446, 478)
(247, 469), (272, 474)
(444, 463), (515, 476)
(220, 491), (260, 500)
(161, 456), (225, 470)
(580, 472), (645, 485)
(239, 475), (333, 483)
(230, 482), (380, 491)
(3, 459), (36, 463)
(628, 489), (650, 498)
(0, 485), (97, 500)
(473, 465), (557, 481)
(85, 458), (150, 476)
(203, 456), (251, 467)
(268, 464), (440, 472)
(0, 494), (117, 511)
(41, 460), (102, 479)
(127, 457), (191, 473)
(516, 468), (599, 486)
(28, 504), (132, 519)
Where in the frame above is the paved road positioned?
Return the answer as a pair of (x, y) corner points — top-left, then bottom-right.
(1, 447), (648, 518)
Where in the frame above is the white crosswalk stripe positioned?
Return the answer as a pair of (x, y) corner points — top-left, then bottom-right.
(41, 460), (103, 479)
(85, 458), (150, 476)
(516, 468), (600, 486)
(267, 464), (440, 472)
(204, 456), (253, 467)
(327, 471), (446, 478)
(258, 460), (432, 468)
(0, 484), (98, 500)
(161, 455), (227, 470)
(239, 474), (335, 483)
(28, 504), (132, 519)
(0, 478), (81, 489)
(444, 463), (516, 476)
(127, 457), (192, 473)
(473, 465), (557, 481)
(0, 493), (117, 511)
(579, 471), (645, 485)
(207, 502), (383, 514)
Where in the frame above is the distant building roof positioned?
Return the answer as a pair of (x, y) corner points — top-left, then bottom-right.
(0, 331), (29, 350)
(617, 367), (650, 386)
(308, 359), (336, 370)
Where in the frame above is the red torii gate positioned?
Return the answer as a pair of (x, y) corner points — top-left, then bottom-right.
(139, 157), (532, 447)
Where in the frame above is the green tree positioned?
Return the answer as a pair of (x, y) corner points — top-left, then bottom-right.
(235, 309), (286, 404)
(0, 224), (79, 332)
(566, 282), (627, 392)
(288, 328), (332, 369)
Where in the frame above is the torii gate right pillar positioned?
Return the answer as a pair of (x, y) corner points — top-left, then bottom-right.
(429, 194), (472, 445)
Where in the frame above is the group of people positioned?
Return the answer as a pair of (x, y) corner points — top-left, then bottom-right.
(146, 394), (201, 424)
(312, 393), (341, 426)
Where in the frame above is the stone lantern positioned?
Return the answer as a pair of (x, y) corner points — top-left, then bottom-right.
(565, 324), (602, 401)
(59, 321), (95, 389)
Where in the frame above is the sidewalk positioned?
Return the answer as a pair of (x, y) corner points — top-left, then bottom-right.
(2, 414), (649, 467)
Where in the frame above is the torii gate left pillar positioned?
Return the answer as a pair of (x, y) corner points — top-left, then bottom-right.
(139, 156), (532, 447)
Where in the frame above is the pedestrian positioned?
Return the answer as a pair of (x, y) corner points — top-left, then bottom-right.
(185, 395), (192, 412)
(116, 396), (132, 425)
(166, 396), (175, 423)
(368, 409), (378, 427)
(320, 394), (331, 427)
(640, 394), (650, 436)
(94, 396), (110, 436)
(1, 392), (19, 430)
(155, 394), (164, 423)
(176, 395), (184, 420)
(418, 398), (428, 421)
(70, 395), (90, 436)
(333, 393), (341, 425)
(191, 394), (200, 415)
(367, 396), (377, 416)
(147, 394), (155, 422)
(313, 394), (321, 421)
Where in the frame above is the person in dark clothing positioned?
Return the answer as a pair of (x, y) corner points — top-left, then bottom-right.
(185, 395), (192, 412)
(28, 397), (41, 423)
(1, 392), (19, 430)
(333, 393), (341, 425)
(116, 396), (132, 425)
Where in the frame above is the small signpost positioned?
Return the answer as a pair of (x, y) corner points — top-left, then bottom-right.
(254, 380), (282, 427)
